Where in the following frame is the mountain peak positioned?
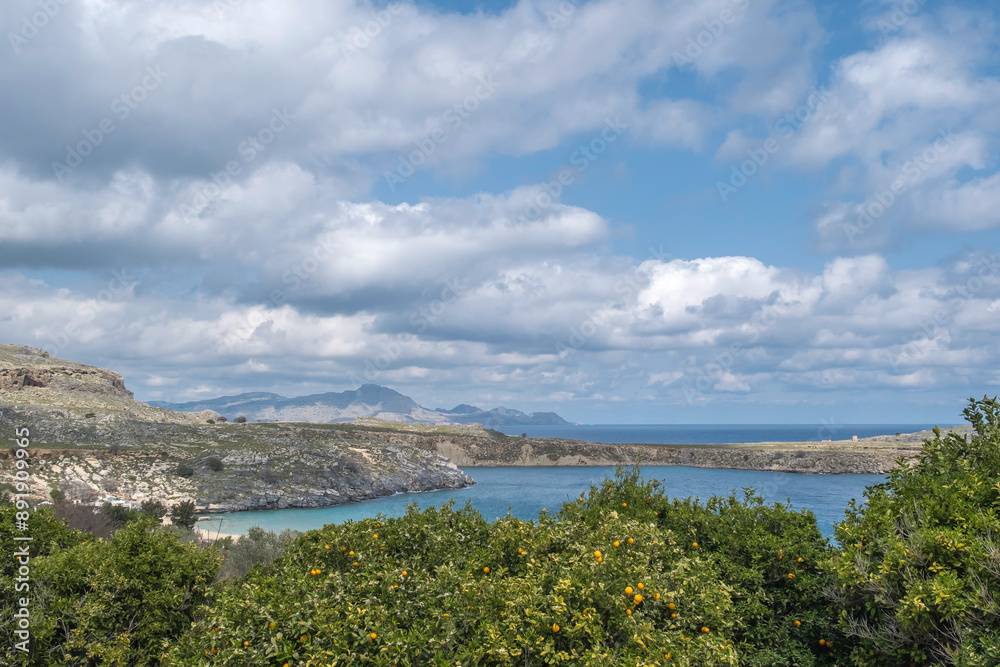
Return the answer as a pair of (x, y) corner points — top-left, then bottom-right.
(151, 384), (568, 426)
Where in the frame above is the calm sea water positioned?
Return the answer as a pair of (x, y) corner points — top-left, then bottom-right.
(492, 423), (940, 444)
(202, 466), (886, 543)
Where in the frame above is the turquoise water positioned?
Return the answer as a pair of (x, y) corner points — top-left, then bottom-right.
(200, 466), (885, 543)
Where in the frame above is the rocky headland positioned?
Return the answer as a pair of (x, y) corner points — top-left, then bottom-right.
(324, 419), (956, 474)
(0, 345), (473, 513)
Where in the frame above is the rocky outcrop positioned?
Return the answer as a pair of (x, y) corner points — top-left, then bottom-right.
(6, 442), (473, 513)
(191, 443), (472, 512)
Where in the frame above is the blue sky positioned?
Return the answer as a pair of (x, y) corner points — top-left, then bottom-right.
(1, 0), (998, 424)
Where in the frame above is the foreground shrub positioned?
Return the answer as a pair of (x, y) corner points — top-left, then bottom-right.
(0, 515), (221, 666)
(831, 396), (1000, 666)
(167, 469), (838, 666)
(215, 526), (303, 581)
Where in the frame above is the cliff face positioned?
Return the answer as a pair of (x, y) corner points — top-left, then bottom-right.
(0, 344), (215, 425)
(0, 345), (133, 398)
(2, 439), (473, 513)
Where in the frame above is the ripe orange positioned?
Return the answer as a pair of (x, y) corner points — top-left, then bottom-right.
(633, 594), (643, 604)
(692, 542), (698, 548)
(794, 620), (801, 627)
(370, 633), (377, 640)
(613, 541), (620, 547)
(483, 567), (490, 574)
(628, 538), (634, 544)
(625, 586), (634, 595)
(625, 609), (632, 615)
(552, 624), (560, 633)
(702, 627), (710, 633)
(668, 603), (675, 610)
(788, 573), (795, 579)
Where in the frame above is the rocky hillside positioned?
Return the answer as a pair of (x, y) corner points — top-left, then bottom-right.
(0, 344), (218, 425)
(0, 345), (473, 512)
(149, 384), (570, 426)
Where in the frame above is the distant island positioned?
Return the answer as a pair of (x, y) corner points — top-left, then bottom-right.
(148, 384), (571, 427)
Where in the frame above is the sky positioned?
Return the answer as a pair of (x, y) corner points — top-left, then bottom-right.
(1, 0), (998, 424)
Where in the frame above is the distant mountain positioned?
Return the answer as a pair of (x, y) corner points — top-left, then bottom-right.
(148, 384), (570, 426)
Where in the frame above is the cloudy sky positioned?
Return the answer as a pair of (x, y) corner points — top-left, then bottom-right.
(1, 0), (998, 424)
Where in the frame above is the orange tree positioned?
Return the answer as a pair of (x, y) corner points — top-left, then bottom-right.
(166, 468), (841, 666)
(831, 396), (1000, 666)
(0, 512), (220, 666)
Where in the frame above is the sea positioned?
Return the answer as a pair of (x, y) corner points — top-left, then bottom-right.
(200, 424), (939, 543)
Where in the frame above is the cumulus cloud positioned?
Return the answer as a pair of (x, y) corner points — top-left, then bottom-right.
(1, 0), (998, 422)
(789, 10), (1000, 249)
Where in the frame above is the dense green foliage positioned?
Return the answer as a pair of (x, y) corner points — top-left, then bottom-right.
(831, 396), (1000, 666)
(2, 396), (998, 665)
(215, 526), (303, 581)
(164, 469), (837, 666)
(0, 512), (220, 666)
(170, 500), (198, 530)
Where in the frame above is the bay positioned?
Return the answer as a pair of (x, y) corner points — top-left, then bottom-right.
(200, 465), (885, 543)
